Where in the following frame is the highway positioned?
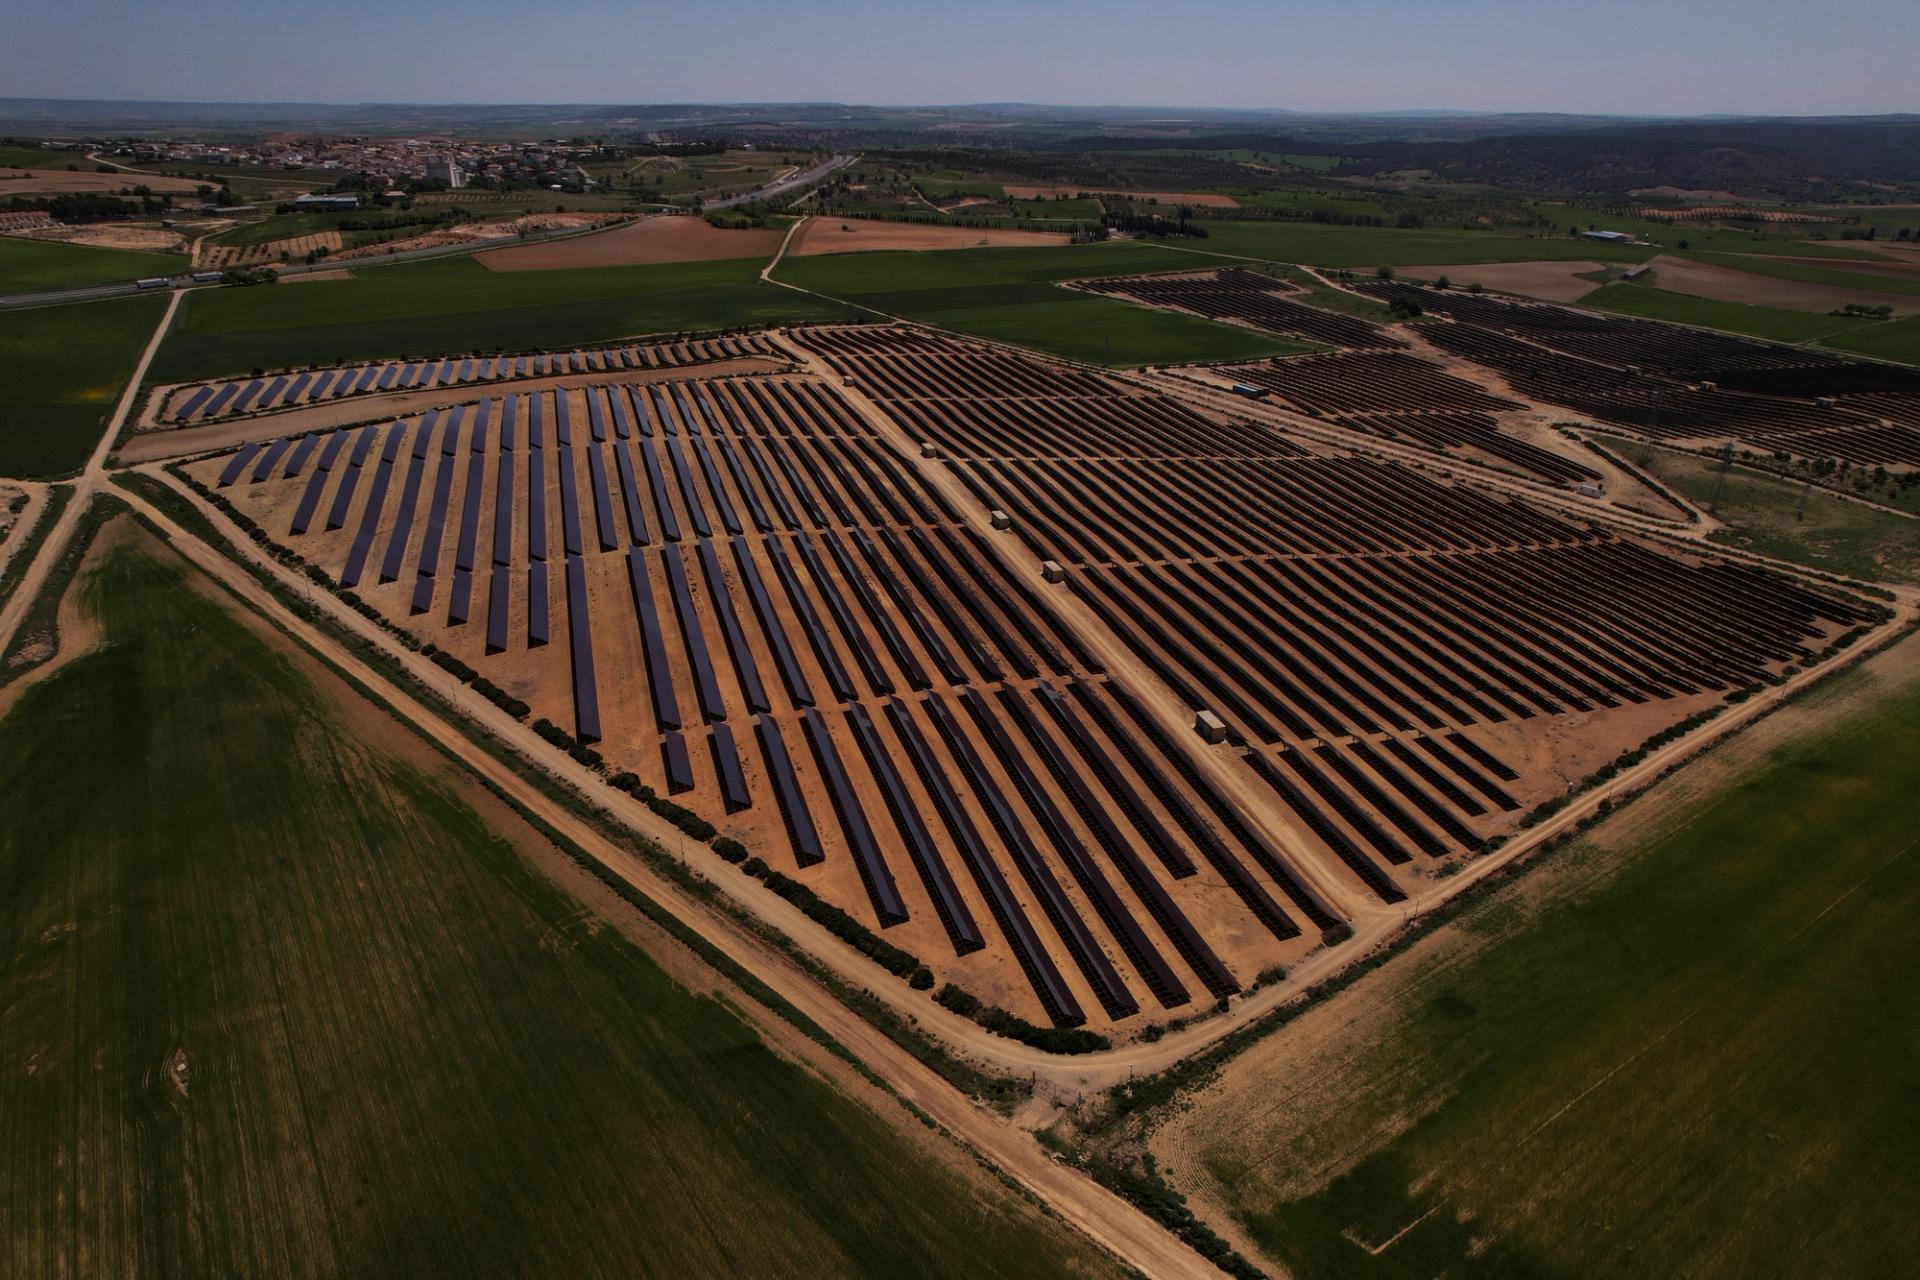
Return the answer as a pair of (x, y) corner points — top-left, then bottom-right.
(0, 153), (858, 311)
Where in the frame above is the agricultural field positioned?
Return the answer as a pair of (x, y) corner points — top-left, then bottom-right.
(1579, 282), (1886, 345)
(189, 324), (1871, 1039)
(1155, 220), (1656, 268)
(1520, 201), (1902, 260)
(773, 242), (1308, 365)
(1623, 440), (1920, 582)
(1819, 312), (1920, 363)
(0, 234), (186, 291)
(152, 255), (858, 383)
(477, 215), (784, 271)
(0, 294), (166, 477)
(1144, 634), (1920, 1280)
(0, 521), (1128, 1280)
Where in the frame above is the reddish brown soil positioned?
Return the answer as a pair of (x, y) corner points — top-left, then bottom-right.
(478, 216), (784, 271)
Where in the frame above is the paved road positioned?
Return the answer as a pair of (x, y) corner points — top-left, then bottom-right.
(707, 153), (856, 210)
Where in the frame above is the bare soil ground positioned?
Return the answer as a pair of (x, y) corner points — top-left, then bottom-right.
(331, 214), (611, 264)
(12, 224), (185, 252)
(1773, 253), (1920, 282)
(787, 219), (1071, 256)
(478, 216), (781, 271)
(280, 269), (352, 284)
(1402, 260), (1608, 303)
(1001, 185), (1241, 209)
(1642, 253), (1920, 313)
(201, 231), (342, 270)
(0, 167), (203, 195)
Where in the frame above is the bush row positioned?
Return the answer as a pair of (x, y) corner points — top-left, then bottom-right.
(933, 984), (1111, 1055)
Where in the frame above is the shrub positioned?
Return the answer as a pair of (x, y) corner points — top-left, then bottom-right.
(1321, 922), (1354, 946)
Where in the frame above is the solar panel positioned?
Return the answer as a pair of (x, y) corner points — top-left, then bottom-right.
(340, 422), (407, 587)
(173, 385), (215, 423)
(565, 556), (601, 743)
(228, 379), (267, 414)
(202, 382), (241, 418)
(527, 411), (548, 562)
(256, 375), (289, 410)
(800, 709), (908, 927)
(663, 436), (712, 538)
(527, 559), (549, 646)
(612, 439), (649, 545)
(662, 546), (725, 722)
(753, 714), (823, 866)
(731, 538), (812, 708)
(711, 722), (751, 812)
(586, 386), (608, 442)
(455, 445), (485, 573)
(689, 437), (742, 534)
(696, 539), (770, 714)
(324, 424), (380, 531)
(249, 437), (293, 483)
(216, 441), (263, 488)
(447, 568), (472, 626)
(765, 535), (856, 702)
(284, 371), (313, 404)
(556, 442), (583, 558)
(638, 439), (680, 541)
(486, 564), (510, 652)
(378, 414), (437, 583)
(661, 731), (695, 794)
(624, 547), (681, 730)
(586, 441), (617, 551)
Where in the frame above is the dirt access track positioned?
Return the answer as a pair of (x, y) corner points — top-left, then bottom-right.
(478, 215), (784, 271)
(1001, 184), (1240, 209)
(787, 218), (1071, 255)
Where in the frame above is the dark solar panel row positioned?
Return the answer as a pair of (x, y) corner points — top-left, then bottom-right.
(586, 387), (608, 442)
(711, 722), (752, 812)
(257, 375), (288, 410)
(696, 539), (770, 714)
(792, 531), (891, 697)
(281, 432), (320, 479)
(662, 730), (695, 794)
(737, 434), (799, 527)
(486, 563), (511, 653)
(731, 538), (813, 707)
(216, 441), (262, 487)
(492, 398), (518, 566)
(624, 546), (682, 731)
(585, 442), (617, 551)
(638, 439), (680, 541)
(755, 714), (824, 866)
(307, 370), (336, 400)
(455, 439), (486, 573)
(527, 559), (550, 646)
(844, 702), (984, 954)
(565, 556), (601, 743)
(663, 436), (712, 538)
(626, 384), (653, 436)
(248, 437), (292, 484)
(1098, 679), (1334, 928)
(553, 390), (572, 446)
(410, 430), (460, 613)
(961, 687), (1184, 1011)
(339, 421), (407, 587)
(447, 568), (472, 626)
(661, 546), (726, 723)
(173, 385), (214, 422)
(924, 691), (1136, 1021)
(714, 434), (772, 531)
(765, 536), (856, 702)
(1003, 686), (1238, 1001)
(882, 526), (999, 681)
(288, 429), (351, 536)
(608, 385), (635, 439)
(324, 424), (379, 531)
(819, 529), (929, 690)
(377, 411), (437, 584)
(555, 440), (584, 558)
(851, 528), (965, 684)
(688, 437), (742, 534)
(202, 382), (241, 417)
(892, 696), (1086, 1028)
(229, 379), (266, 414)
(800, 709), (909, 928)
(528, 401), (548, 562)
(612, 439), (649, 545)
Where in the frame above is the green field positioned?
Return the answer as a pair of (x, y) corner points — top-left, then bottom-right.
(1522, 203), (1895, 260)
(775, 241), (1310, 364)
(0, 527), (1125, 1280)
(1165, 642), (1920, 1280)
(1150, 221), (1654, 268)
(1624, 442), (1920, 582)
(153, 254), (857, 381)
(0, 295), (164, 477)
(1579, 282), (1881, 344)
(1816, 311), (1920, 363)
(0, 235), (186, 291)
(1682, 249), (1920, 300)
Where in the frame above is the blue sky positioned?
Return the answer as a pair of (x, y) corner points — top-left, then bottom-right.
(5, 0), (1914, 115)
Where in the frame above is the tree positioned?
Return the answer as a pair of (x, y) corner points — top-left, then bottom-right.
(1435, 274), (1452, 290)
(1375, 264), (1395, 280)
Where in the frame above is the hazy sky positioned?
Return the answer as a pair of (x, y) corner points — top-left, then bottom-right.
(6, 0), (1915, 115)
